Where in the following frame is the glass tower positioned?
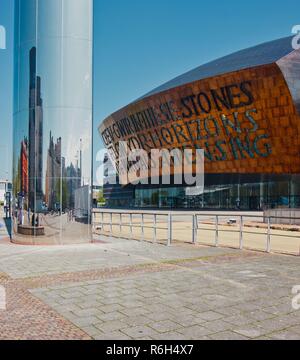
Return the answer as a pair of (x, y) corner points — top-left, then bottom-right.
(13, 0), (93, 243)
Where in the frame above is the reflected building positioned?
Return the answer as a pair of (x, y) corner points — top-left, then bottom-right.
(45, 133), (62, 211)
(28, 47), (43, 211)
(45, 133), (83, 211)
(66, 160), (82, 210)
(20, 138), (28, 195)
(13, 0), (93, 243)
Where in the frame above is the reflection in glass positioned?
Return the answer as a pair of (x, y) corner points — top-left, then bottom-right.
(13, 0), (93, 244)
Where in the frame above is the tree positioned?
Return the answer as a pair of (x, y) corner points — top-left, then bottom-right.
(97, 187), (106, 205)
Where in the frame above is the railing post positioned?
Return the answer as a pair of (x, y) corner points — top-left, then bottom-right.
(215, 215), (219, 247)
(239, 215), (243, 250)
(141, 213), (144, 242)
(130, 213), (133, 238)
(110, 213), (113, 235)
(153, 214), (157, 243)
(101, 212), (104, 232)
(119, 213), (122, 233)
(267, 216), (271, 253)
(192, 214), (197, 244)
(167, 213), (172, 246)
(92, 211), (95, 233)
(192, 215), (195, 244)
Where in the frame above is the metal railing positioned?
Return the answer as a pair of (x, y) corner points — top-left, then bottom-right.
(93, 211), (172, 246)
(92, 210), (300, 256)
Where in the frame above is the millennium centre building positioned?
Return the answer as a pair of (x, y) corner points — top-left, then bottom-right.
(13, 0), (93, 243)
(100, 37), (300, 210)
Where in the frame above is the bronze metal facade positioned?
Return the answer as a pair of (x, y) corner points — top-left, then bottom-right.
(99, 37), (300, 210)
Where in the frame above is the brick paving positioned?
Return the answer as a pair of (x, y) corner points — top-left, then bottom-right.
(0, 233), (300, 340)
(0, 275), (90, 340)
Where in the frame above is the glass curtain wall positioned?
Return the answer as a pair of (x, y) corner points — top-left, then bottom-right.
(133, 178), (300, 210)
(13, 0), (93, 243)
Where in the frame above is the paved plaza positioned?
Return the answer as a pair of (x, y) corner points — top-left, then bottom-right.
(0, 217), (300, 340)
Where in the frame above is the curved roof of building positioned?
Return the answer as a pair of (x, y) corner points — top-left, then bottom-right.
(141, 36), (294, 99)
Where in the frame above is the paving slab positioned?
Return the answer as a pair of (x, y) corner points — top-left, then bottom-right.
(0, 236), (239, 279)
(0, 227), (299, 340)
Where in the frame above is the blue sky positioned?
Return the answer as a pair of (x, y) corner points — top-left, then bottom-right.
(0, 0), (299, 182)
